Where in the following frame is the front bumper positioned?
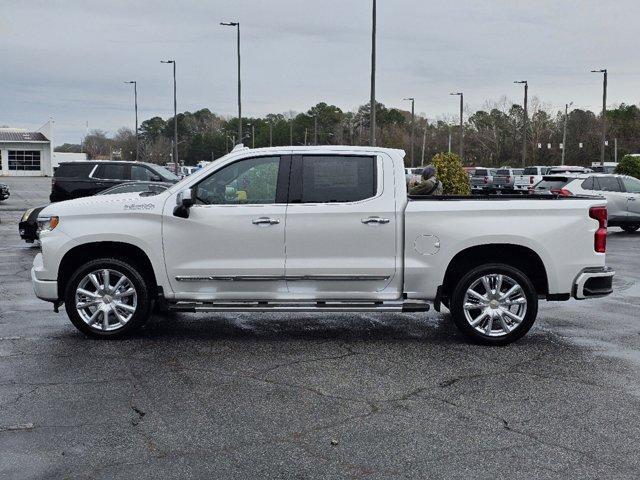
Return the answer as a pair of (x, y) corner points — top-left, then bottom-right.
(31, 253), (58, 301)
(573, 267), (614, 299)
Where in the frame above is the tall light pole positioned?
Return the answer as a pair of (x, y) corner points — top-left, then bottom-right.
(314, 116), (318, 145)
(269, 120), (273, 147)
(221, 21), (242, 145)
(591, 69), (607, 167)
(561, 102), (573, 166)
(124, 81), (138, 161)
(514, 81), (528, 167)
(403, 98), (415, 166)
(161, 60), (178, 170)
(369, 0), (376, 146)
(450, 92), (463, 161)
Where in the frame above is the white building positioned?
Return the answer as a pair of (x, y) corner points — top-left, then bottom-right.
(0, 121), (53, 176)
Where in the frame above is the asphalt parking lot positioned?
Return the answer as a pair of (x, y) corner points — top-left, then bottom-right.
(1, 177), (640, 479)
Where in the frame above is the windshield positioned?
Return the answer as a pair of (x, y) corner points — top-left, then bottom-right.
(149, 164), (180, 182)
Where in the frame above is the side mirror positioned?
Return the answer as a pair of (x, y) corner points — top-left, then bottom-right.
(173, 188), (195, 218)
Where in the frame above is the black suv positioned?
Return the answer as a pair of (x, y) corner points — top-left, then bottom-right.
(50, 161), (179, 202)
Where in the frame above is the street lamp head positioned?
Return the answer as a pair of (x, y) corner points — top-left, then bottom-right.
(124, 81), (136, 84)
(403, 97), (415, 101)
(514, 80), (527, 85)
(160, 60), (175, 64)
(449, 92), (462, 96)
(590, 69), (606, 73)
(220, 22), (239, 26)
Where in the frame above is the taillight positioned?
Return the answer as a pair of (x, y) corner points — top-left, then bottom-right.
(484, 176), (489, 184)
(550, 188), (573, 197)
(530, 176), (535, 184)
(589, 206), (608, 253)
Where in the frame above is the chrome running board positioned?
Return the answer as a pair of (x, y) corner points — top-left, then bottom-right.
(168, 299), (430, 313)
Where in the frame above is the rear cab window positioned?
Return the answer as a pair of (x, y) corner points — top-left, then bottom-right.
(473, 169), (488, 176)
(291, 155), (376, 203)
(54, 163), (95, 178)
(496, 169), (510, 176)
(535, 177), (570, 191)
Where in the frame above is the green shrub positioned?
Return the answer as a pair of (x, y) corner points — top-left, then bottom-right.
(615, 155), (640, 179)
(431, 152), (471, 195)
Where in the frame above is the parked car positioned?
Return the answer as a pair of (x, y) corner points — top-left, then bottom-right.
(591, 162), (618, 173)
(493, 168), (525, 192)
(561, 174), (640, 233)
(49, 161), (179, 202)
(0, 182), (9, 201)
(20, 181), (172, 243)
(31, 145), (613, 345)
(470, 168), (497, 193)
(514, 166), (551, 192)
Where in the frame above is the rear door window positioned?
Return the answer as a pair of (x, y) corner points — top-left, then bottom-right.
(581, 177), (595, 190)
(94, 164), (129, 180)
(294, 155), (376, 203)
(597, 176), (622, 192)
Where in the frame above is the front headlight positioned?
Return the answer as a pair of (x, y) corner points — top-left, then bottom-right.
(21, 208), (35, 222)
(36, 216), (59, 236)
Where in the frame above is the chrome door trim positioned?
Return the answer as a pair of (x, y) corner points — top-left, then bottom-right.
(175, 274), (390, 282)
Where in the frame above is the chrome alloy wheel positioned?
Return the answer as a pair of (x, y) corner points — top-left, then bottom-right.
(75, 269), (138, 332)
(462, 274), (527, 337)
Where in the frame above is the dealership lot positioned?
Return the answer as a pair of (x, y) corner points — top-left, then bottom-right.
(1, 177), (640, 479)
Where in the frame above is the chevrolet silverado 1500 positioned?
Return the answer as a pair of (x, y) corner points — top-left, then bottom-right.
(31, 145), (614, 344)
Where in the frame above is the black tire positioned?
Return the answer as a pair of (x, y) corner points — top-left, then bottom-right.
(621, 225), (639, 233)
(64, 257), (153, 338)
(449, 263), (538, 346)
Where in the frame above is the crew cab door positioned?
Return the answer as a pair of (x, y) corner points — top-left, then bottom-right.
(621, 176), (640, 221)
(284, 153), (400, 299)
(162, 155), (289, 300)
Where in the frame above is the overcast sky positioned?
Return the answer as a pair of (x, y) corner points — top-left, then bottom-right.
(2, 0), (639, 145)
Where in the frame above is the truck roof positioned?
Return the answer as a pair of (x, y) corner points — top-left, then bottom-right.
(230, 144), (406, 157)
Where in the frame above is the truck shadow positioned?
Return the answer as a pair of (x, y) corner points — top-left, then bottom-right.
(132, 311), (468, 345)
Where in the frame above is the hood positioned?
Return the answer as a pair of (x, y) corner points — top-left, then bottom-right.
(40, 191), (168, 218)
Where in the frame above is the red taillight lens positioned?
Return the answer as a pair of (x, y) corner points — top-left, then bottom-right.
(530, 176), (535, 184)
(550, 188), (573, 197)
(589, 206), (608, 253)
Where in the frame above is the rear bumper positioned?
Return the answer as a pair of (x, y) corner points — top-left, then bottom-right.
(573, 267), (614, 299)
(31, 253), (58, 301)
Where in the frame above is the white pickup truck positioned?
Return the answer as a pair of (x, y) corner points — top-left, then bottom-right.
(31, 145), (614, 345)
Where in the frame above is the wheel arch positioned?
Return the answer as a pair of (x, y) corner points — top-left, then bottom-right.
(441, 243), (549, 300)
(58, 241), (158, 298)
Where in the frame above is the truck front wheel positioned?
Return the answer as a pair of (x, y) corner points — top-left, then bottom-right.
(64, 258), (153, 338)
(450, 263), (538, 345)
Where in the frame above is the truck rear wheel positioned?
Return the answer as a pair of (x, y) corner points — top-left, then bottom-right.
(64, 258), (152, 338)
(449, 263), (538, 345)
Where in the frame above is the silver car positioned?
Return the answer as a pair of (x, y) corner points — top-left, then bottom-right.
(470, 168), (497, 192)
(564, 174), (640, 233)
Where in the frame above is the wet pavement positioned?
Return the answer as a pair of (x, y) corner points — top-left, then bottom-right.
(1, 177), (640, 479)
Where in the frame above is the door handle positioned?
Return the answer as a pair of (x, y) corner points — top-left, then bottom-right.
(361, 216), (390, 225)
(252, 217), (280, 225)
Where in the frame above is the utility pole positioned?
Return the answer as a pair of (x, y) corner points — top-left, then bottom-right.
(221, 22), (242, 145)
(421, 124), (427, 165)
(124, 81), (138, 161)
(447, 126), (452, 153)
(304, 128), (308, 146)
(314, 116), (318, 145)
(251, 124), (255, 148)
(614, 138), (618, 162)
(591, 69), (607, 167)
(403, 98), (415, 166)
(161, 60), (178, 171)
(269, 121), (273, 147)
(369, 0), (376, 146)
(514, 80), (528, 167)
(450, 92), (463, 160)
(561, 102), (572, 166)
(290, 120), (293, 146)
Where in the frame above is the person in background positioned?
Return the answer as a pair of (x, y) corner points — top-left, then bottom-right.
(409, 165), (443, 196)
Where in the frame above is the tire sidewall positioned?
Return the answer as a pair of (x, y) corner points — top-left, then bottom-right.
(64, 258), (151, 338)
(450, 263), (538, 345)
